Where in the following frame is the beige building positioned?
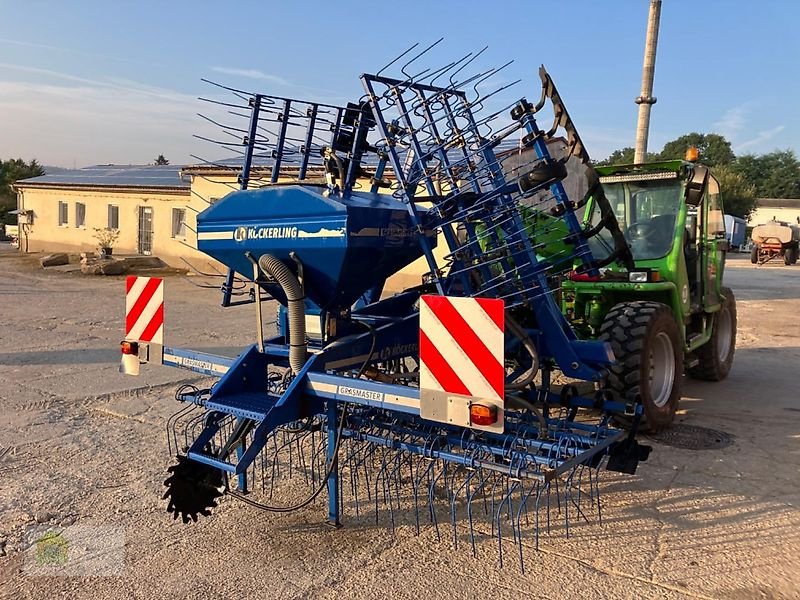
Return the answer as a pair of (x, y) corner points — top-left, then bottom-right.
(749, 198), (800, 226)
(13, 165), (201, 265)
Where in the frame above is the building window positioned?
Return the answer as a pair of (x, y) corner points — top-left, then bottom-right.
(171, 208), (186, 238)
(75, 202), (86, 228)
(58, 201), (68, 226)
(108, 205), (119, 229)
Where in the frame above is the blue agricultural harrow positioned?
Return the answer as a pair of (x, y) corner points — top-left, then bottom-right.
(122, 42), (650, 566)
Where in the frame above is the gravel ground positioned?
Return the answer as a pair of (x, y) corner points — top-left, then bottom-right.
(1, 245), (799, 599)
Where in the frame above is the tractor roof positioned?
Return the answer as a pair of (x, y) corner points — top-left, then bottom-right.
(594, 159), (687, 178)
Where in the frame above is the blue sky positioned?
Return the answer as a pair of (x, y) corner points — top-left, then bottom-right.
(0, 0), (796, 167)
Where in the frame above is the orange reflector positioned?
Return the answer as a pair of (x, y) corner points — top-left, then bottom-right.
(120, 340), (139, 355)
(470, 403), (498, 426)
(651, 271), (661, 282)
(685, 147), (700, 162)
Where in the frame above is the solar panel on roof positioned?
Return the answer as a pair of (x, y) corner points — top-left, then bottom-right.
(18, 165), (189, 188)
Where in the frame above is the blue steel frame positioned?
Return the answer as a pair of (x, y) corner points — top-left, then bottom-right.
(359, 74), (611, 380)
(166, 344), (631, 482)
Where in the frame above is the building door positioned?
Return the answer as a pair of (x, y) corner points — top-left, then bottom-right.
(138, 206), (154, 255)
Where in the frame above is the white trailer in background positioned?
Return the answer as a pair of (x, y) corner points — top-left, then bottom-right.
(750, 220), (800, 265)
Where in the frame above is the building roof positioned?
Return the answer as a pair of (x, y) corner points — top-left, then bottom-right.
(757, 198), (800, 208)
(15, 164), (189, 192)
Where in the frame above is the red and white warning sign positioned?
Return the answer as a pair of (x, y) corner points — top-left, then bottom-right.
(419, 295), (505, 403)
(125, 276), (164, 344)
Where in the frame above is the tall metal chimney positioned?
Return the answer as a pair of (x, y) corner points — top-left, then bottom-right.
(634, 0), (662, 164)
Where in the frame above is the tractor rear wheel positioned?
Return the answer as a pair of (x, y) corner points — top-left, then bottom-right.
(688, 286), (737, 381)
(750, 246), (759, 264)
(599, 301), (683, 431)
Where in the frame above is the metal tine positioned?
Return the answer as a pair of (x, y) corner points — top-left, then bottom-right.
(469, 78), (522, 116)
(446, 463), (465, 547)
(465, 463), (493, 556)
(197, 112), (251, 136)
(183, 410), (208, 453)
(399, 97), (478, 155)
(417, 64), (497, 111)
(525, 481), (543, 552)
(343, 439), (366, 519)
(376, 42), (422, 78)
(406, 71), (480, 118)
(591, 463), (604, 525)
(199, 78), (258, 98)
(495, 477), (521, 568)
(197, 97), (253, 112)
(192, 134), (251, 152)
(429, 49), (480, 87)
(201, 78), (344, 111)
(369, 79), (466, 136)
(383, 449), (407, 533)
(471, 99), (524, 139)
(461, 59), (515, 107)
(487, 469), (507, 540)
(407, 453), (423, 534)
(446, 45), (489, 89)
(412, 455), (437, 533)
(427, 460), (450, 542)
(292, 429), (311, 485)
(512, 476), (540, 563)
(346, 435), (377, 517)
(268, 429), (281, 498)
(399, 37), (444, 81)
(414, 58), (466, 92)
(379, 445), (399, 529)
(565, 465), (592, 526)
(166, 403), (196, 456)
(372, 445), (391, 527)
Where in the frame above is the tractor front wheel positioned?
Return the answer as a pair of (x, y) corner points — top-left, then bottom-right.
(599, 301), (683, 431)
(688, 286), (737, 381)
(750, 246), (759, 264)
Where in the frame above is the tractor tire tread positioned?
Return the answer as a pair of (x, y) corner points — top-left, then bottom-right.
(599, 301), (682, 432)
(688, 286), (737, 381)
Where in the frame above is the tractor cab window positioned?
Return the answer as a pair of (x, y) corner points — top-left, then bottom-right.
(706, 176), (725, 238)
(588, 178), (682, 261)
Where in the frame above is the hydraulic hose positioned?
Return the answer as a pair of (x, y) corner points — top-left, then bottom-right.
(258, 254), (307, 373)
(504, 313), (539, 390)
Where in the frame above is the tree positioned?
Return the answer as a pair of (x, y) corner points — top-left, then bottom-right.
(154, 154), (170, 165)
(0, 158), (45, 225)
(658, 133), (735, 167)
(595, 147), (658, 166)
(712, 165), (758, 220)
(732, 150), (800, 199)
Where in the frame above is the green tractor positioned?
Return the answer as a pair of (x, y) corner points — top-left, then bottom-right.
(559, 158), (737, 430)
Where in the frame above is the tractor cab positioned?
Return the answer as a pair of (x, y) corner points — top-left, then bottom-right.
(560, 156), (735, 430)
(567, 159), (727, 335)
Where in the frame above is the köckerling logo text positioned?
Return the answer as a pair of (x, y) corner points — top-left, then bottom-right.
(234, 226), (298, 242)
